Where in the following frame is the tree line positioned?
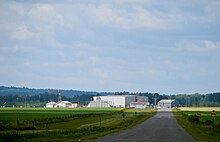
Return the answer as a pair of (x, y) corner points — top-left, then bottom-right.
(0, 86), (220, 107)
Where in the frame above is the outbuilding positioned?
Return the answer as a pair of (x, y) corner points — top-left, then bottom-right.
(88, 96), (109, 108)
(92, 95), (136, 108)
(157, 99), (179, 108)
(46, 101), (57, 108)
(55, 101), (74, 108)
(130, 97), (149, 108)
(130, 102), (149, 109)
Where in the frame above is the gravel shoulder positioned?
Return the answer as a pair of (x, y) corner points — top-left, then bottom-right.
(90, 108), (196, 142)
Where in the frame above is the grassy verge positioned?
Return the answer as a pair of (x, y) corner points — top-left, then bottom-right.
(82, 108), (157, 141)
(173, 108), (220, 142)
(0, 108), (156, 142)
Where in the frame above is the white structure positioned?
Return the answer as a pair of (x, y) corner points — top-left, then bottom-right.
(55, 101), (74, 108)
(130, 97), (149, 109)
(46, 101), (57, 108)
(130, 102), (149, 108)
(46, 89), (78, 108)
(88, 97), (109, 108)
(157, 99), (179, 108)
(91, 95), (136, 108)
(46, 101), (78, 108)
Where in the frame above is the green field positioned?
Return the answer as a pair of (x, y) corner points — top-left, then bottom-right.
(0, 108), (121, 122)
(173, 107), (220, 142)
(0, 107), (156, 141)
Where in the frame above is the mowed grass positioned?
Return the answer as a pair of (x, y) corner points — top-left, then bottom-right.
(0, 108), (121, 122)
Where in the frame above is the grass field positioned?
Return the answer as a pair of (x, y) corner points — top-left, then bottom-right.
(173, 107), (220, 142)
(0, 108), (121, 122)
(0, 107), (156, 141)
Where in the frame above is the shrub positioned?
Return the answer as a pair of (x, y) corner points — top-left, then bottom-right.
(204, 120), (213, 126)
(188, 114), (200, 123)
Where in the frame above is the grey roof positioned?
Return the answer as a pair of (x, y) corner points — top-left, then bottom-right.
(158, 99), (175, 103)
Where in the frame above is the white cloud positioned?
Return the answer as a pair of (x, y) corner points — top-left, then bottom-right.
(12, 25), (39, 40)
(179, 40), (220, 52)
(88, 56), (99, 65)
(204, 40), (220, 49)
(0, 46), (28, 53)
(1, 1), (220, 93)
(93, 68), (109, 79)
(28, 4), (63, 24)
(204, 1), (220, 20)
(113, 0), (152, 4)
(9, 3), (25, 16)
(86, 5), (169, 29)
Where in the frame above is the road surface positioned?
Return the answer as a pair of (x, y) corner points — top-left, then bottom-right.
(92, 108), (196, 142)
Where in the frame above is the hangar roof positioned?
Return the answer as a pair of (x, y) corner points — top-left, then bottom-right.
(158, 99), (175, 104)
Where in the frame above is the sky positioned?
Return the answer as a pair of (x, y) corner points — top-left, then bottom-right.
(0, 0), (220, 94)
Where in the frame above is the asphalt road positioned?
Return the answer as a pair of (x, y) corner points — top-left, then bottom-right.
(91, 108), (196, 142)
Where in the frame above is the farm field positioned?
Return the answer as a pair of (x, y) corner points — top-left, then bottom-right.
(0, 108), (121, 122)
(173, 107), (220, 142)
(0, 107), (156, 141)
(179, 107), (220, 112)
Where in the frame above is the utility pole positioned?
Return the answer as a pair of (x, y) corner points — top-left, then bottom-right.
(154, 95), (157, 107)
(39, 94), (41, 107)
(16, 96), (18, 107)
(188, 95), (190, 107)
(25, 95), (27, 108)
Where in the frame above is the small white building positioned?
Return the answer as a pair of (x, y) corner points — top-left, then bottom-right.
(46, 101), (57, 108)
(130, 97), (149, 109)
(46, 101), (78, 108)
(130, 102), (149, 109)
(55, 101), (73, 108)
(88, 97), (109, 108)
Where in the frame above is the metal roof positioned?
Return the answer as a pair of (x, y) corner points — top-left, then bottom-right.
(158, 99), (175, 103)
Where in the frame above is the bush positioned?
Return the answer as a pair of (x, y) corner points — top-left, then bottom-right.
(188, 115), (200, 123)
(203, 120), (213, 126)
(0, 123), (5, 130)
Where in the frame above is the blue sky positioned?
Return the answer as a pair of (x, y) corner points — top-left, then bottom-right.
(0, 0), (220, 94)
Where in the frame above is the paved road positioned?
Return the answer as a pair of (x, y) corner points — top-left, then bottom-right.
(92, 108), (196, 142)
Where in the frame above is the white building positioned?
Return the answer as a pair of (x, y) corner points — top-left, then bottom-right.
(46, 89), (78, 108)
(88, 97), (109, 108)
(55, 101), (73, 108)
(46, 101), (78, 108)
(92, 95), (136, 108)
(157, 99), (179, 108)
(46, 101), (57, 108)
(130, 97), (149, 109)
(130, 102), (149, 109)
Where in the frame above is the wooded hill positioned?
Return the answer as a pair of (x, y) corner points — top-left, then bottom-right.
(0, 86), (220, 107)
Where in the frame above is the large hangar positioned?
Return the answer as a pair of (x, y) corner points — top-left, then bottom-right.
(90, 95), (136, 108)
(157, 99), (179, 108)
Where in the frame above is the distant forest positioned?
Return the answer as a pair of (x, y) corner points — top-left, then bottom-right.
(0, 86), (220, 107)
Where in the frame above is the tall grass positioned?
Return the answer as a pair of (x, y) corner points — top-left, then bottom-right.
(173, 108), (220, 142)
